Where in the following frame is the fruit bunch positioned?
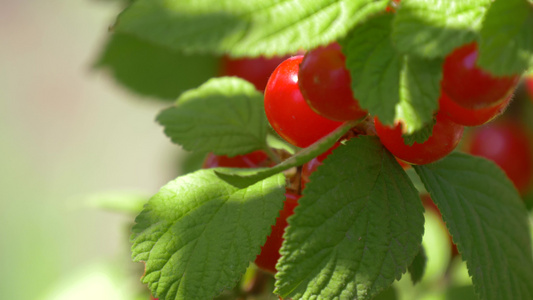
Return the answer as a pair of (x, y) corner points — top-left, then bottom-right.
(212, 40), (531, 275)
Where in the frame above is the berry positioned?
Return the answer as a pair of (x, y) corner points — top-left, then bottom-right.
(442, 42), (519, 109)
(264, 56), (343, 148)
(255, 192), (300, 273)
(219, 55), (289, 91)
(298, 43), (367, 121)
(374, 114), (464, 165)
(202, 151), (270, 168)
(439, 91), (511, 127)
(465, 121), (533, 194)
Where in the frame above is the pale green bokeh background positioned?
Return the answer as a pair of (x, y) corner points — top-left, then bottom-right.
(0, 1), (181, 299)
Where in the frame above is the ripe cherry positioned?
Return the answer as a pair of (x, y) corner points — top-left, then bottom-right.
(202, 151), (270, 168)
(439, 91), (511, 127)
(442, 42), (519, 109)
(264, 56), (343, 148)
(385, 0), (401, 12)
(298, 43), (367, 121)
(465, 121), (533, 194)
(219, 55), (289, 91)
(255, 192), (300, 273)
(374, 113), (464, 165)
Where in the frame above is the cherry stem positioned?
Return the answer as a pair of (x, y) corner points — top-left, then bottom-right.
(264, 146), (282, 164)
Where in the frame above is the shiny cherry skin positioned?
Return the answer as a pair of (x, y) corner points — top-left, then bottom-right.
(374, 113), (464, 165)
(219, 55), (289, 91)
(298, 43), (367, 121)
(255, 192), (300, 273)
(264, 56), (343, 148)
(465, 121), (533, 194)
(202, 151), (269, 168)
(439, 91), (511, 127)
(442, 42), (519, 109)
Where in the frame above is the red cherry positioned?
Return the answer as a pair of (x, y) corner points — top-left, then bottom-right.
(385, 0), (401, 12)
(264, 56), (343, 148)
(374, 114), (464, 165)
(255, 192), (300, 273)
(442, 42), (519, 109)
(465, 121), (533, 194)
(202, 151), (269, 168)
(298, 43), (367, 121)
(219, 55), (289, 91)
(439, 91), (511, 127)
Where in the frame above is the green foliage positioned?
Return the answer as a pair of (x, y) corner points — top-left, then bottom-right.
(157, 77), (268, 156)
(415, 153), (533, 300)
(114, 0), (389, 57)
(478, 0), (533, 75)
(402, 118), (436, 146)
(275, 136), (424, 299)
(96, 33), (218, 100)
(341, 15), (441, 134)
(131, 169), (286, 300)
(408, 246), (427, 285)
(392, 0), (490, 58)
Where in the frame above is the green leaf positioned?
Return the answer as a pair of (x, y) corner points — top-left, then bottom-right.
(342, 15), (440, 133)
(157, 77), (268, 156)
(408, 246), (427, 285)
(215, 120), (357, 188)
(392, 0), (490, 58)
(275, 136), (424, 299)
(114, 0), (389, 57)
(478, 0), (533, 75)
(415, 153), (533, 300)
(402, 118), (435, 146)
(95, 33), (218, 100)
(131, 169), (286, 300)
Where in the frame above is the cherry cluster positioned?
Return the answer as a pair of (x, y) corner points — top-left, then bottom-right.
(210, 39), (532, 274)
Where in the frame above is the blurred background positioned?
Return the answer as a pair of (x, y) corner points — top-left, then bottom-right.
(0, 1), (180, 299)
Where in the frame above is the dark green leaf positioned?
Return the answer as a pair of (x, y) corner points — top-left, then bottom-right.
(392, 0), (490, 58)
(402, 118), (436, 146)
(342, 15), (440, 133)
(114, 0), (389, 57)
(96, 33), (218, 100)
(275, 136), (424, 299)
(478, 0), (533, 75)
(408, 246), (427, 285)
(131, 169), (286, 300)
(415, 153), (533, 300)
(157, 77), (268, 156)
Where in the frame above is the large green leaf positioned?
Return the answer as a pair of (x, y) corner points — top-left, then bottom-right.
(114, 0), (388, 57)
(342, 15), (441, 133)
(275, 136), (424, 299)
(96, 33), (218, 100)
(415, 153), (533, 300)
(131, 169), (286, 300)
(478, 0), (533, 75)
(392, 0), (490, 58)
(157, 77), (268, 156)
